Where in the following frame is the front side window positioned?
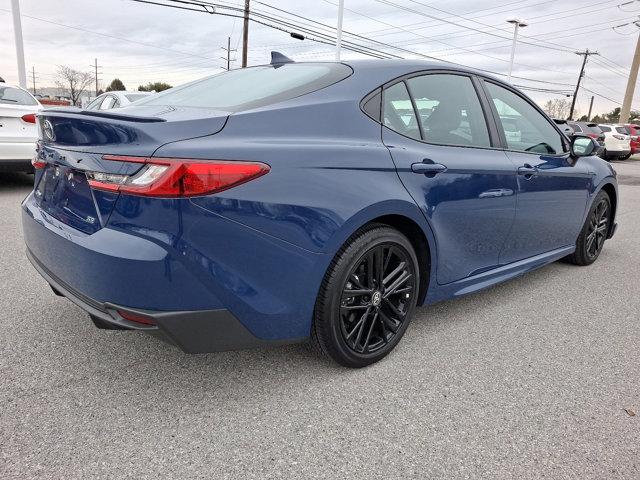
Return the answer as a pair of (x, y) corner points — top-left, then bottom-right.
(100, 96), (116, 110)
(407, 74), (490, 148)
(382, 82), (420, 140)
(485, 82), (565, 155)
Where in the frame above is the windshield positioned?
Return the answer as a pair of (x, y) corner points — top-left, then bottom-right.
(0, 86), (38, 106)
(136, 63), (352, 112)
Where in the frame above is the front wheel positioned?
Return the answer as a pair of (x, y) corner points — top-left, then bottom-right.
(312, 225), (420, 368)
(565, 190), (611, 266)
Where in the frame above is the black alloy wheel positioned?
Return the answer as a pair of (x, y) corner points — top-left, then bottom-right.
(312, 225), (421, 368)
(340, 244), (414, 354)
(585, 196), (610, 261)
(566, 190), (611, 266)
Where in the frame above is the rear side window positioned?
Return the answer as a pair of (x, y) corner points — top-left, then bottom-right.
(383, 82), (420, 140)
(485, 82), (565, 155)
(0, 86), (38, 106)
(136, 63), (352, 112)
(407, 74), (490, 147)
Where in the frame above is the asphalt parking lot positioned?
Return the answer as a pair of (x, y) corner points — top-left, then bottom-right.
(1, 160), (639, 479)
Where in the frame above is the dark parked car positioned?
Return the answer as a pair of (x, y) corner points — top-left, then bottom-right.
(23, 58), (618, 367)
(567, 121), (606, 147)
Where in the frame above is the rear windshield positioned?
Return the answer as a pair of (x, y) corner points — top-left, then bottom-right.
(136, 63), (352, 112)
(616, 126), (629, 135)
(0, 86), (38, 106)
(585, 124), (602, 134)
(125, 93), (149, 102)
(600, 125), (611, 132)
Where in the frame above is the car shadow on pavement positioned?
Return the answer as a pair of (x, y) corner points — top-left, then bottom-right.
(0, 172), (34, 191)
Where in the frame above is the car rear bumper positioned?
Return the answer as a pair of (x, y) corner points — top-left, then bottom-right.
(26, 249), (299, 353)
(0, 141), (37, 161)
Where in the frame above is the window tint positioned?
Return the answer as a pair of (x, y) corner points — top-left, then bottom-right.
(486, 82), (565, 155)
(137, 63), (352, 112)
(407, 74), (490, 147)
(600, 125), (611, 132)
(0, 86), (38, 106)
(383, 82), (420, 140)
(615, 126), (629, 135)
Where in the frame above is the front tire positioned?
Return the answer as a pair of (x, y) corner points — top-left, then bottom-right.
(312, 225), (420, 368)
(565, 190), (611, 266)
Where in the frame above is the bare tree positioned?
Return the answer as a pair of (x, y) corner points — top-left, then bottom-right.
(542, 98), (571, 119)
(55, 66), (93, 106)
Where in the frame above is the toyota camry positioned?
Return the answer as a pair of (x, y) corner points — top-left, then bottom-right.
(23, 54), (618, 367)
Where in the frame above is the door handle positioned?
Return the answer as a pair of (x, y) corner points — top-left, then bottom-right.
(517, 164), (537, 178)
(479, 188), (514, 198)
(411, 162), (447, 176)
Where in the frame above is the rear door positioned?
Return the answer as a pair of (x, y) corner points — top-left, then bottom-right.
(480, 80), (591, 264)
(380, 72), (518, 285)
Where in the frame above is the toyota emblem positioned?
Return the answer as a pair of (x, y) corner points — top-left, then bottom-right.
(42, 119), (56, 142)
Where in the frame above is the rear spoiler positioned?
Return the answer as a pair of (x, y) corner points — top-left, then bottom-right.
(40, 107), (166, 123)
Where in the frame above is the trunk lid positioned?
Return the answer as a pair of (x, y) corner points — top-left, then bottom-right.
(0, 104), (41, 143)
(34, 105), (229, 234)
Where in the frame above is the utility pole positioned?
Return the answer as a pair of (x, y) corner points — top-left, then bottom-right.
(506, 18), (528, 83)
(242, 0), (250, 68)
(90, 58), (101, 96)
(587, 95), (594, 121)
(10, 0), (27, 88)
(568, 50), (598, 120)
(620, 30), (640, 123)
(31, 66), (36, 95)
(335, 0), (345, 61)
(221, 36), (236, 70)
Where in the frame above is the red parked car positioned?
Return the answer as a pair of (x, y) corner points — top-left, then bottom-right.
(623, 124), (640, 155)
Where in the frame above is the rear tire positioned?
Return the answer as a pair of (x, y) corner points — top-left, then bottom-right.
(312, 225), (420, 368)
(565, 190), (611, 266)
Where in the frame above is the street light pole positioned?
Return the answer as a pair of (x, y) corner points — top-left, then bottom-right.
(335, 0), (345, 61)
(10, 0), (27, 88)
(506, 18), (528, 84)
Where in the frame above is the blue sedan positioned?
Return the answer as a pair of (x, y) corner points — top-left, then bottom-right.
(23, 56), (618, 367)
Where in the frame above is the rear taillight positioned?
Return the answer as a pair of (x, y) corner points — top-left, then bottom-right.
(21, 113), (36, 124)
(87, 155), (270, 197)
(31, 157), (46, 169)
(587, 133), (599, 139)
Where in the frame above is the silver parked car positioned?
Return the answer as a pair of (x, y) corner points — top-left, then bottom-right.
(85, 91), (153, 111)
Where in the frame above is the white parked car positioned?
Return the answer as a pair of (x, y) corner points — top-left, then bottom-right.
(85, 91), (153, 111)
(598, 124), (631, 160)
(0, 83), (43, 172)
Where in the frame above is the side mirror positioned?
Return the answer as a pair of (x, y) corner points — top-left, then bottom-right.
(570, 135), (596, 158)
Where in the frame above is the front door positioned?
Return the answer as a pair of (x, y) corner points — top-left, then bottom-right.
(381, 73), (518, 285)
(481, 81), (591, 264)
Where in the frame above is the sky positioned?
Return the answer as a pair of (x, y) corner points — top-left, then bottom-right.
(1, 0), (639, 116)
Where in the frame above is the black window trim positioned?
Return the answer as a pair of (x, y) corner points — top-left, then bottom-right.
(478, 78), (571, 157)
(361, 68), (503, 151)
